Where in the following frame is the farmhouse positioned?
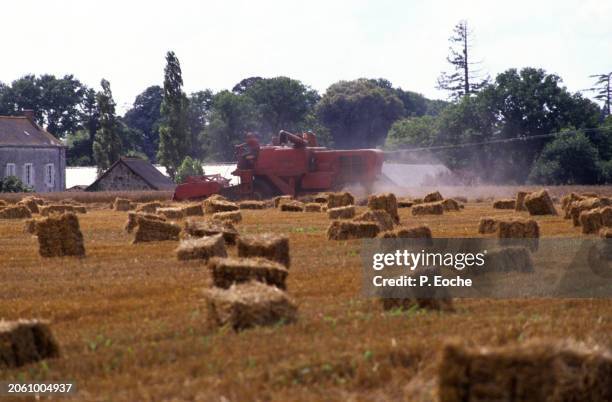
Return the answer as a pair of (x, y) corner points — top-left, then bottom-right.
(86, 157), (176, 191)
(0, 111), (66, 192)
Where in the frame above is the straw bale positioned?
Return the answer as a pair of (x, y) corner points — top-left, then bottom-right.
(355, 210), (395, 231)
(24, 218), (38, 234)
(580, 209), (603, 234)
(125, 212), (165, 233)
(379, 225), (432, 240)
(207, 257), (288, 290)
(181, 204), (204, 217)
(514, 191), (530, 211)
(237, 233), (290, 268)
(280, 200), (305, 212)
(367, 193), (399, 223)
(239, 200), (266, 210)
(423, 191), (443, 203)
(205, 199), (239, 214)
(493, 199), (516, 209)
(313, 193), (329, 203)
(497, 218), (539, 239)
(176, 233), (227, 261)
(204, 281), (297, 331)
(212, 210), (243, 223)
(600, 228), (612, 238)
(561, 192), (582, 216)
(570, 197), (604, 226)
(440, 198), (461, 212)
(132, 216), (181, 243)
(326, 192), (355, 209)
(478, 217), (498, 234)
(136, 201), (162, 214)
(481, 247), (534, 274)
(183, 218), (238, 244)
(36, 213), (85, 257)
(327, 205), (355, 219)
(273, 195), (293, 208)
(304, 203), (322, 212)
(412, 198), (424, 204)
(599, 206), (612, 226)
(0, 205), (32, 219)
(18, 197), (39, 213)
(397, 198), (413, 208)
(40, 205), (75, 216)
(157, 207), (185, 220)
(0, 319), (60, 368)
(411, 202), (444, 216)
(326, 220), (380, 240)
(113, 197), (134, 211)
(524, 189), (557, 215)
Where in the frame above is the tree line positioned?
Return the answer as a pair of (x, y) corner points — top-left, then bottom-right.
(0, 20), (610, 185)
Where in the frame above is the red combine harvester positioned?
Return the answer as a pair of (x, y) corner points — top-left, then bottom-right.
(173, 130), (384, 201)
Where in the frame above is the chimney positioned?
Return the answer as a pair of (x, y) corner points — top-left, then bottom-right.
(22, 109), (36, 123)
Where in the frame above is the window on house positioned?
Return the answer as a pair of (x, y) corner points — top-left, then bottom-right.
(23, 163), (34, 186)
(5, 163), (16, 177)
(44, 164), (55, 187)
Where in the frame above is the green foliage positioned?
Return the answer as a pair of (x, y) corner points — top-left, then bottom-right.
(528, 131), (602, 184)
(124, 85), (163, 161)
(386, 116), (438, 149)
(0, 176), (33, 193)
(201, 90), (259, 161)
(93, 79), (122, 175)
(66, 129), (94, 166)
(176, 156), (204, 183)
(157, 51), (190, 179)
(586, 72), (611, 116)
(316, 79), (404, 148)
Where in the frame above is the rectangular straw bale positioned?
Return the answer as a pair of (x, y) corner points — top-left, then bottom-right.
(304, 203), (322, 212)
(207, 257), (288, 290)
(0, 205), (32, 219)
(599, 206), (612, 226)
(313, 193), (329, 203)
(176, 233), (227, 261)
(480, 246), (534, 274)
(423, 191), (443, 203)
(40, 204), (75, 216)
(367, 193), (399, 223)
(125, 212), (165, 233)
(18, 197), (39, 213)
(212, 210), (242, 223)
(326, 192), (355, 208)
(203, 281), (297, 332)
(397, 198), (413, 208)
(136, 201), (163, 214)
(438, 340), (612, 402)
(492, 199), (516, 209)
(273, 195), (293, 208)
(36, 213), (85, 257)
(204, 199), (239, 214)
(570, 197), (603, 226)
(113, 197), (134, 211)
(478, 217), (498, 234)
(0, 319), (60, 368)
(280, 200), (305, 212)
(355, 209), (394, 231)
(239, 200), (266, 210)
(24, 218), (39, 234)
(561, 192), (583, 216)
(183, 218), (238, 244)
(326, 220), (380, 240)
(515, 191), (531, 211)
(327, 205), (355, 219)
(600, 227), (612, 238)
(497, 218), (539, 251)
(157, 207), (185, 220)
(580, 209), (603, 234)
(379, 225), (432, 240)
(440, 198), (461, 211)
(411, 202), (444, 216)
(237, 233), (290, 268)
(181, 204), (204, 217)
(133, 216), (181, 243)
(524, 189), (557, 215)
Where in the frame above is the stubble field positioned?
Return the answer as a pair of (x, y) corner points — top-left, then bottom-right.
(1, 187), (611, 401)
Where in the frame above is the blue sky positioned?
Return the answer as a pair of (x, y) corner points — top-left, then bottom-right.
(2, 0), (610, 112)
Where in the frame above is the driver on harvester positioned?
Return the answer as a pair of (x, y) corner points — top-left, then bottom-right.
(236, 133), (260, 169)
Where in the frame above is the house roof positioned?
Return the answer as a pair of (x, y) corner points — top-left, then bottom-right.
(86, 157), (177, 191)
(0, 116), (64, 147)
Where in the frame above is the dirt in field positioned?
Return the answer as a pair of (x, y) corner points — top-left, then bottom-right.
(0, 190), (611, 401)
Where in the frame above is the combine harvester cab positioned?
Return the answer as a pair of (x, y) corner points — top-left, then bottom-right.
(173, 130), (385, 201)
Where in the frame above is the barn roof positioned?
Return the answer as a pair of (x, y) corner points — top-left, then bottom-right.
(0, 116), (64, 147)
(86, 157), (177, 191)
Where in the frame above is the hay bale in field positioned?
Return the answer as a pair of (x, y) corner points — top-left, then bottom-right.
(326, 192), (355, 209)
(239, 200), (266, 210)
(183, 218), (238, 244)
(440, 198), (461, 212)
(24, 218), (38, 234)
(380, 225), (432, 240)
(237, 233), (290, 268)
(397, 198), (413, 208)
(326, 220), (380, 240)
(40, 205), (75, 216)
(207, 194), (228, 202)
(18, 197), (39, 214)
(599, 206), (612, 226)
(355, 209), (395, 231)
(482, 247), (534, 274)
(304, 203), (322, 212)
(280, 200), (305, 212)
(438, 340), (612, 402)
(136, 201), (162, 214)
(515, 191), (530, 211)
(113, 197), (133, 211)
(524, 189), (557, 215)
(411, 202), (443, 216)
(0, 319), (60, 368)
(423, 191), (443, 203)
(273, 195), (292, 208)
(497, 218), (539, 239)
(367, 193), (399, 223)
(181, 204), (204, 217)
(313, 193), (328, 203)
(36, 213), (85, 257)
(204, 199), (239, 214)
(570, 197), (604, 226)
(176, 233), (227, 261)
(412, 198), (423, 204)
(125, 212), (165, 233)
(0, 205), (32, 219)
(327, 205), (355, 219)
(157, 207), (184, 220)
(204, 281), (297, 332)
(0, 200), (6, 206)
(580, 209), (603, 234)
(132, 216), (181, 243)
(492, 199), (516, 209)
(600, 227), (612, 238)
(478, 217), (498, 234)
(212, 210), (242, 223)
(561, 192), (583, 215)
(207, 257), (288, 290)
